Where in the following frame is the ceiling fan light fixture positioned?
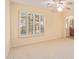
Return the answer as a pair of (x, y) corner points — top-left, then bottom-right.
(57, 6), (63, 12)
(57, 3), (64, 12)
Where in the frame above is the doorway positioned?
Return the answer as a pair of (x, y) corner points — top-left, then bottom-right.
(65, 16), (74, 38)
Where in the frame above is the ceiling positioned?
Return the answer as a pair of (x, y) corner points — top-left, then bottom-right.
(11, 0), (74, 12)
(11, 0), (50, 8)
(11, 0), (73, 7)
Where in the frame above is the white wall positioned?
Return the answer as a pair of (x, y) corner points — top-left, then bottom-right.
(11, 2), (65, 47)
(5, 0), (10, 58)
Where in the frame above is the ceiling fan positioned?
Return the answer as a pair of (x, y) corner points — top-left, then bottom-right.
(46, 0), (73, 12)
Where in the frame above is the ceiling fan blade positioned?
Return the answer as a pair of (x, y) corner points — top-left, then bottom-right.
(66, 2), (73, 5)
(66, 7), (71, 10)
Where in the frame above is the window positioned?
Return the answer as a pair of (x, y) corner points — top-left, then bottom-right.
(19, 11), (45, 37)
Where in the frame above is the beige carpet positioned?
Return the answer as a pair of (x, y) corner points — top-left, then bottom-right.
(8, 38), (74, 59)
